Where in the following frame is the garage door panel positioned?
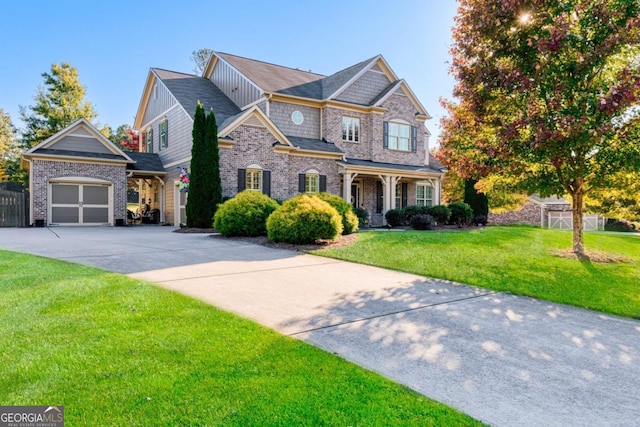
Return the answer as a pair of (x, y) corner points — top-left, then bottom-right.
(83, 185), (108, 205)
(83, 207), (109, 223)
(51, 207), (80, 223)
(51, 184), (79, 204)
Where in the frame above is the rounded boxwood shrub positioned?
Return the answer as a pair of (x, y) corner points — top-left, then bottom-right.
(448, 202), (474, 227)
(267, 194), (343, 244)
(316, 192), (359, 235)
(384, 208), (405, 227)
(410, 213), (436, 230)
(353, 206), (369, 227)
(604, 220), (636, 232)
(402, 205), (429, 224)
(213, 190), (280, 237)
(428, 205), (451, 225)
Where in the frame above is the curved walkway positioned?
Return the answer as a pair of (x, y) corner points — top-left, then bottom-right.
(1, 226), (639, 427)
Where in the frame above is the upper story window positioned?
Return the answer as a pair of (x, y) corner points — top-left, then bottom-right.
(342, 117), (360, 142)
(384, 121), (417, 152)
(159, 119), (168, 149)
(145, 128), (153, 153)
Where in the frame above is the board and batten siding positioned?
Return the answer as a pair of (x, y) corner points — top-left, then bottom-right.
(335, 70), (392, 106)
(211, 59), (262, 109)
(53, 136), (113, 154)
(142, 78), (177, 126)
(269, 102), (320, 139)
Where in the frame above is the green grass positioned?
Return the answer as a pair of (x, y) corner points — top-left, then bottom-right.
(0, 251), (482, 426)
(314, 227), (640, 319)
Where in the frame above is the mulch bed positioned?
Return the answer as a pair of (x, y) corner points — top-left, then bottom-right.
(549, 249), (630, 263)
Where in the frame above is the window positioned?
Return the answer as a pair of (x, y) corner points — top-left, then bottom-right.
(384, 121), (417, 152)
(145, 128), (153, 153)
(342, 117), (360, 142)
(159, 120), (168, 149)
(388, 122), (410, 151)
(416, 184), (433, 207)
(395, 182), (408, 209)
(291, 110), (304, 125)
(246, 169), (262, 191)
(305, 174), (319, 193)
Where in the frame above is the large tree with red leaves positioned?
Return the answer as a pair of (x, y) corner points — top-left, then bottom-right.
(439, 0), (640, 257)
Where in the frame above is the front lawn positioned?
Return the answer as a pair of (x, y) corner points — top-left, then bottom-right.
(0, 251), (482, 426)
(314, 227), (640, 319)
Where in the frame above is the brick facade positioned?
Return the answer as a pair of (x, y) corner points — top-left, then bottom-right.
(30, 159), (127, 225)
(489, 200), (543, 227)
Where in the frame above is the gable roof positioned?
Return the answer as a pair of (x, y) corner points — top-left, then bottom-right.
(23, 119), (133, 164)
(152, 68), (241, 125)
(214, 52), (325, 94)
(126, 152), (165, 174)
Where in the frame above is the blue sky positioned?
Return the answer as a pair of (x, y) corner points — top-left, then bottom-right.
(1, 0), (457, 144)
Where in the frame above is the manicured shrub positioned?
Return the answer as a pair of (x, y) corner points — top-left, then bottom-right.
(464, 179), (489, 217)
(267, 194), (343, 244)
(213, 190), (279, 237)
(604, 220), (636, 232)
(410, 214), (436, 230)
(353, 206), (369, 228)
(402, 205), (429, 224)
(384, 209), (405, 227)
(316, 192), (359, 235)
(428, 205), (451, 225)
(448, 202), (474, 227)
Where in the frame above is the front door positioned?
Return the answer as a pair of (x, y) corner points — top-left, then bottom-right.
(350, 180), (363, 208)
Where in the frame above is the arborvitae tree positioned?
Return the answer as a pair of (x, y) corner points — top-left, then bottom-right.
(463, 179), (489, 217)
(205, 109), (222, 216)
(186, 102), (207, 227)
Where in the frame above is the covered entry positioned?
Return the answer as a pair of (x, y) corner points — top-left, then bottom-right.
(49, 179), (112, 225)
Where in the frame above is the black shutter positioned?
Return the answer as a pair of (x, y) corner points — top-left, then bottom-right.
(402, 182), (408, 208)
(319, 175), (327, 192)
(158, 123), (162, 150)
(165, 120), (169, 148)
(411, 125), (417, 152)
(238, 169), (246, 192)
(376, 181), (383, 213)
(383, 121), (389, 149)
(262, 170), (271, 196)
(298, 174), (306, 193)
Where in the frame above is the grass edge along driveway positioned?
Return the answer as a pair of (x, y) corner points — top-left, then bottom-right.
(314, 226), (640, 319)
(0, 250), (483, 426)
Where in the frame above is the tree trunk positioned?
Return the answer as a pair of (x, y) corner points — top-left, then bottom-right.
(571, 186), (586, 258)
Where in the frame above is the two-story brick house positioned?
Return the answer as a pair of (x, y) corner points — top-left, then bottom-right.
(134, 51), (445, 226)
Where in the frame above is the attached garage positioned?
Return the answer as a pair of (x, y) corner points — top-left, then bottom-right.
(49, 180), (112, 225)
(22, 119), (134, 226)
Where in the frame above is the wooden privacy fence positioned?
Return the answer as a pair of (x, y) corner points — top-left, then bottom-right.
(0, 183), (29, 227)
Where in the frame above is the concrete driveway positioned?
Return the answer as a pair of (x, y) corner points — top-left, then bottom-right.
(1, 226), (639, 427)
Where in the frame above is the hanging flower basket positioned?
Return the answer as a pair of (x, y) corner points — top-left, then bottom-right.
(179, 167), (190, 193)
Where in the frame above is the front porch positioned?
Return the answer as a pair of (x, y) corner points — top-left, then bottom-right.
(338, 158), (443, 226)
(126, 152), (167, 225)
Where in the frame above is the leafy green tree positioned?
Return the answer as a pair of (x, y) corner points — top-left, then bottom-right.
(0, 109), (19, 182)
(106, 124), (137, 152)
(586, 171), (640, 220)
(190, 48), (213, 75)
(464, 179), (488, 218)
(186, 102), (207, 227)
(185, 104), (222, 227)
(20, 62), (97, 149)
(441, 0), (640, 257)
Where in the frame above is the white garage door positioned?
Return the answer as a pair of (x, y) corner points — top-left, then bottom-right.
(50, 183), (110, 225)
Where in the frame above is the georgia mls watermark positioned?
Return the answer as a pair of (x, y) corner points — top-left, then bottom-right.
(0, 406), (64, 427)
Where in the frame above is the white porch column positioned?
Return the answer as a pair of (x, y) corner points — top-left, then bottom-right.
(155, 175), (165, 223)
(435, 179), (441, 205)
(389, 176), (401, 209)
(343, 172), (358, 204)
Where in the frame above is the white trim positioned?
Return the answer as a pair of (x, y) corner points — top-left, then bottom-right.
(241, 96), (267, 111)
(164, 157), (192, 169)
(137, 103), (182, 131)
(50, 177), (112, 184)
(48, 181), (113, 226)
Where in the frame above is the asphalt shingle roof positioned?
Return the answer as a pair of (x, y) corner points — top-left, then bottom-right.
(284, 136), (343, 154)
(343, 157), (444, 174)
(32, 148), (128, 162)
(127, 152), (165, 173)
(153, 69), (241, 125)
(217, 52), (325, 94)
